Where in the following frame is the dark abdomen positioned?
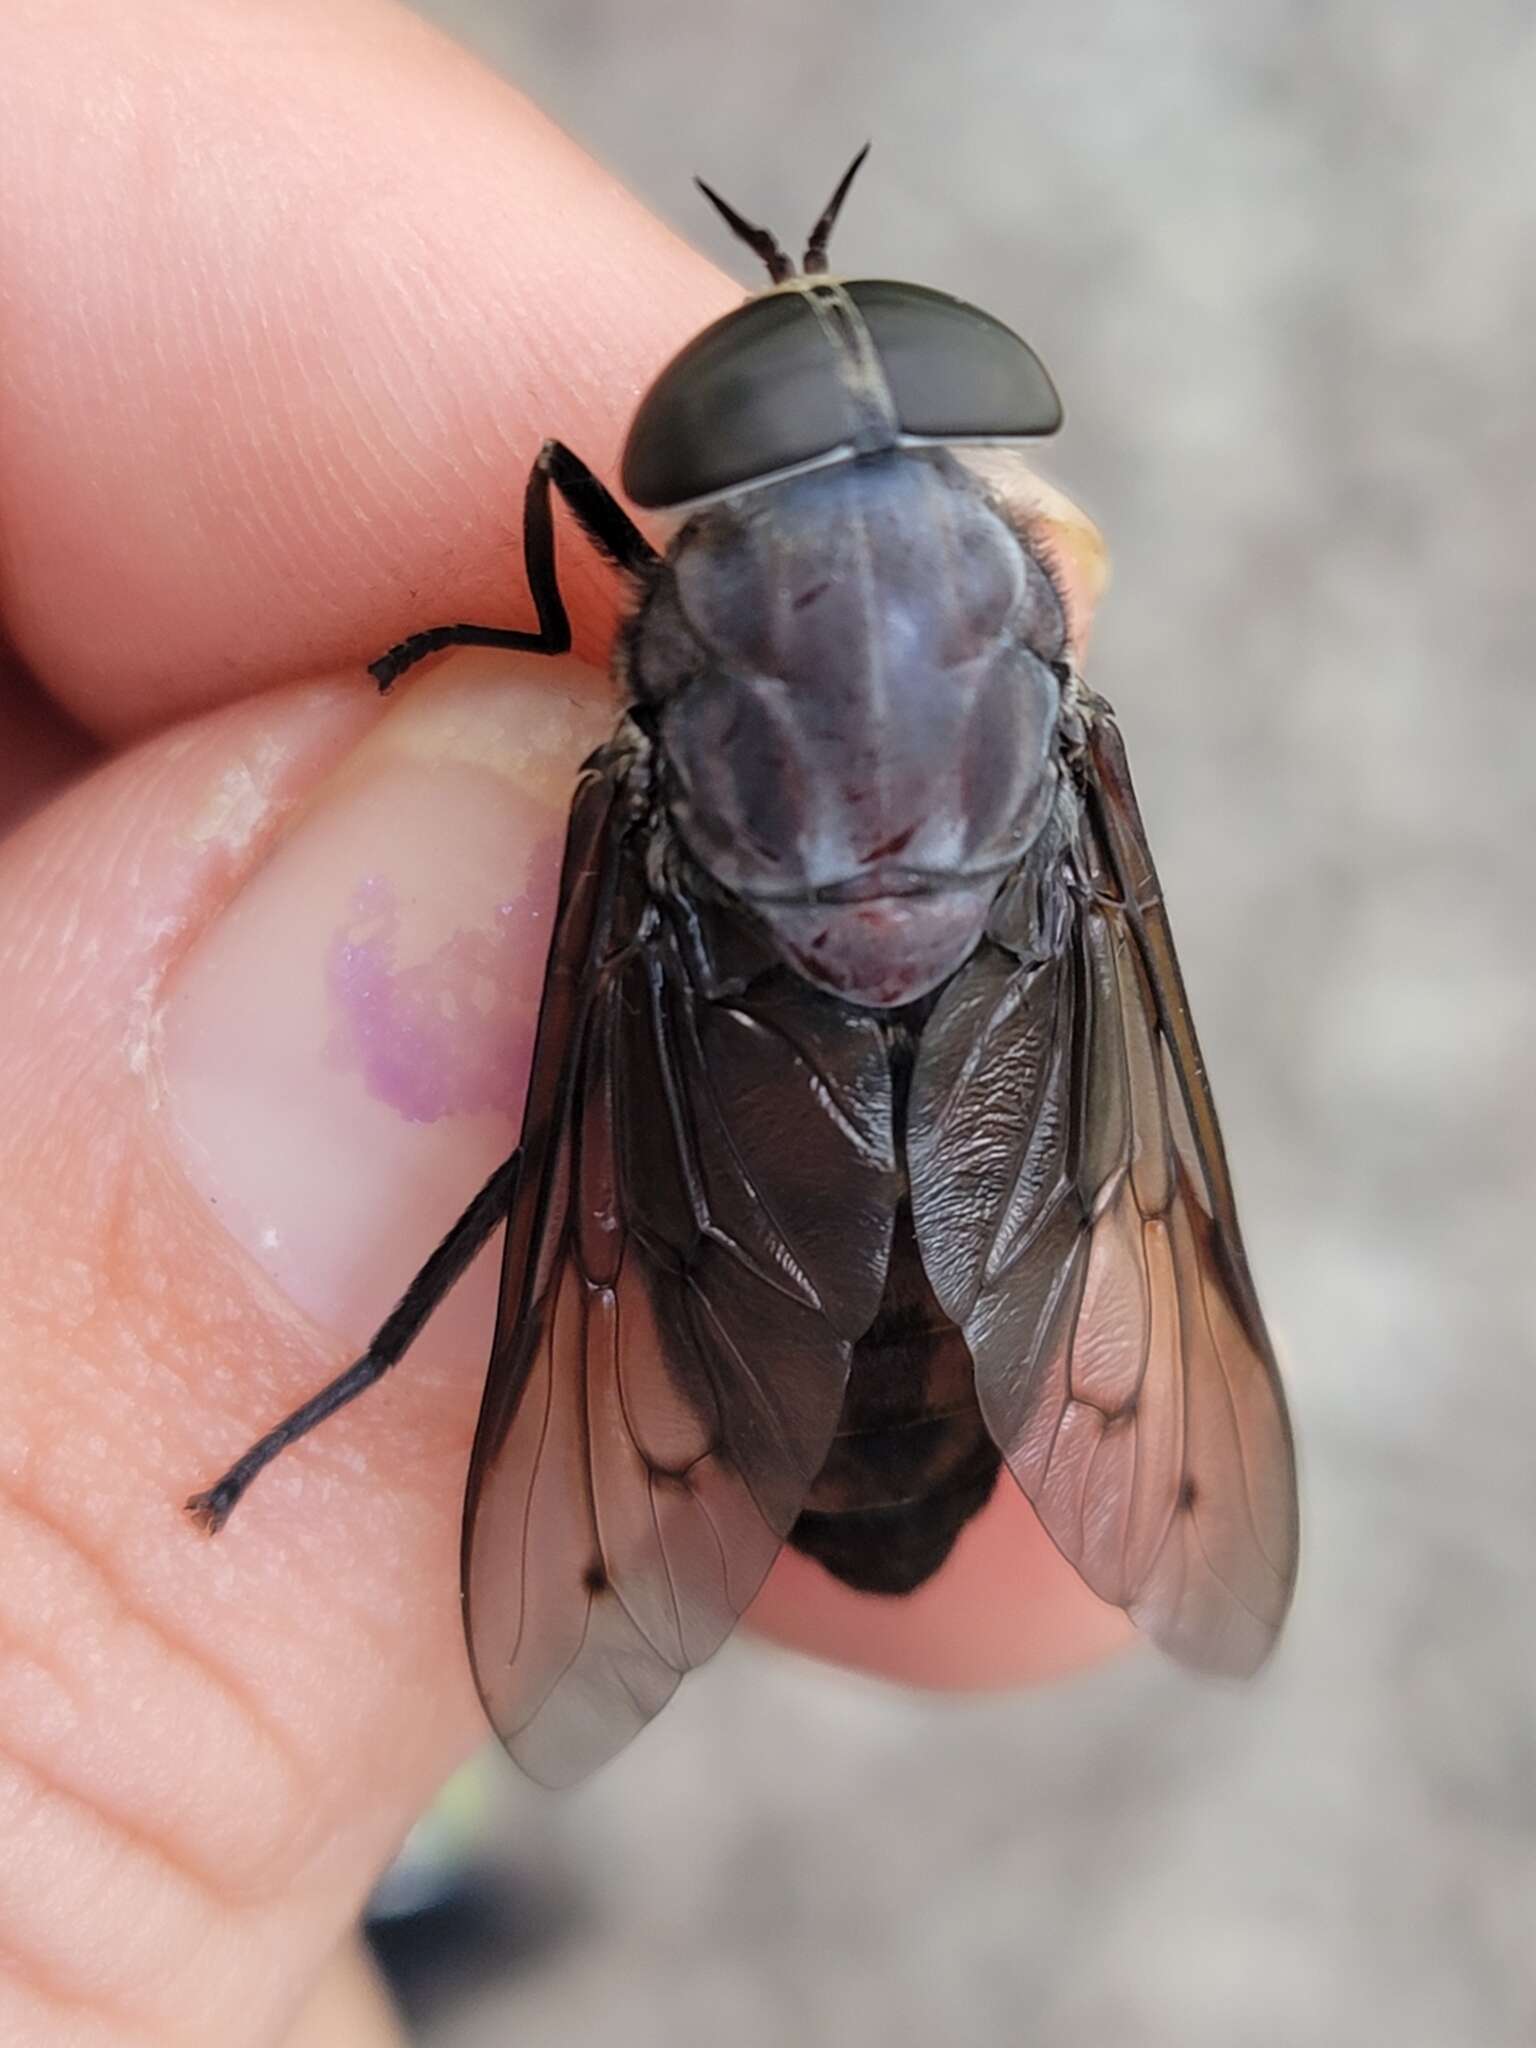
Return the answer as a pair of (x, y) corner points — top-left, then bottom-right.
(789, 1199), (1000, 1595)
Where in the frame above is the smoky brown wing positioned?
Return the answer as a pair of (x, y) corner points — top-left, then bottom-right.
(463, 757), (899, 1786)
(909, 708), (1298, 1676)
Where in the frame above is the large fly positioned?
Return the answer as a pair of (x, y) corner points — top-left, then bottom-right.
(190, 151), (1299, 1787)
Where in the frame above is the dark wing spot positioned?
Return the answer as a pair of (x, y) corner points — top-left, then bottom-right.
(583, 1562), (609, 1595)
(1179, 1477), (1199, 1512)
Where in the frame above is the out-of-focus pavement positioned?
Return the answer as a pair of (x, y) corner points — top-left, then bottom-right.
(394, 4), (1536, 2042)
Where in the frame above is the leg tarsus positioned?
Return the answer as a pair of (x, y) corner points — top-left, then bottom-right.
(187, 1149), (521, 1531)
(369, 624), (552, 693)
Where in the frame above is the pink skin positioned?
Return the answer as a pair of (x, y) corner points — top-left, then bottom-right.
(0, 4), (1122, 2042)
(325, 877), (546, 1124)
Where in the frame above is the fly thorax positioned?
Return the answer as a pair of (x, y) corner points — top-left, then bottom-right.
(632, 454), (1068, 1008)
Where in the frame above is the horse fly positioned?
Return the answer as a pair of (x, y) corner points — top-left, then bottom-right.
(191, 150), (1298, 1787)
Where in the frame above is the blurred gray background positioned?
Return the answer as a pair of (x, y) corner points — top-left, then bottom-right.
(391, 3), (1536, 2042)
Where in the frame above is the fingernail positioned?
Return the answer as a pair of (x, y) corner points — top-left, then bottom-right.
(161, 656), (610, 1353)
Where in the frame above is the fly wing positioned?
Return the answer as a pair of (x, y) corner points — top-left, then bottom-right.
(463, 743), (899, 1785)
(909, 705), (1298, 1676)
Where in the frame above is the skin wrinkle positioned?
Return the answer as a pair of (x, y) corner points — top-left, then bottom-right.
(0, 1473), (314, 1904)
(293, 262), (462, 596)
(163, 53), (324, 573)
(0, 1753), (230, 2042)
(0, 1931), (162, 2048)
(195, 236), (373, 621)
(339, 266), (471, 573)
(351, 210), (549, 533)
(4, 1775), (367, 2048)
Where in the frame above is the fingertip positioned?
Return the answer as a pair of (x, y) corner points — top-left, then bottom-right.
(748, 1478), (1136, 1690)
(0, 0), (735, 729)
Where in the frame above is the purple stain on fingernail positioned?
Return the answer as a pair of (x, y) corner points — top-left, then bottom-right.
(325, 874), (544, 1122)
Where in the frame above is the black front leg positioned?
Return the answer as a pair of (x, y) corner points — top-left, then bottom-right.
(369, 440), (658, 691)
(186, 1150), (521, 1531)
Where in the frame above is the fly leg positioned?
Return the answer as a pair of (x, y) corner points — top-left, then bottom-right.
(190, 448), (643, 1524)
(369, 440), (658, 690)
(186, 1150), (521, 1531)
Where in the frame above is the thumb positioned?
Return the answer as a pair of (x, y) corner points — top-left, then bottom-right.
(0, 656), (605, 2040)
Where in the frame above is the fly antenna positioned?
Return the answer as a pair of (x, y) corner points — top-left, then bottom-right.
(696, 146), (872, 284)
(694, 177), (794, 284)
(803, 143), (871, 274)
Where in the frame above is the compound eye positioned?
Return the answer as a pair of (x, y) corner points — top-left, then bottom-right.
(621, 292), (864, 509)
(845, 280), (1062, 441)
(621, 278), (1063, 511)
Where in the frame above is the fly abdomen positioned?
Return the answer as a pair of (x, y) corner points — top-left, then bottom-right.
(790, 1203), (1001, 1595)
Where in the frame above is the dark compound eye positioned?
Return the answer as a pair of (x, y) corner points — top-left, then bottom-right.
(622, 292), (861, 510)
(844, 281), (1062, 444)
(620, 279), (1062, 511)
